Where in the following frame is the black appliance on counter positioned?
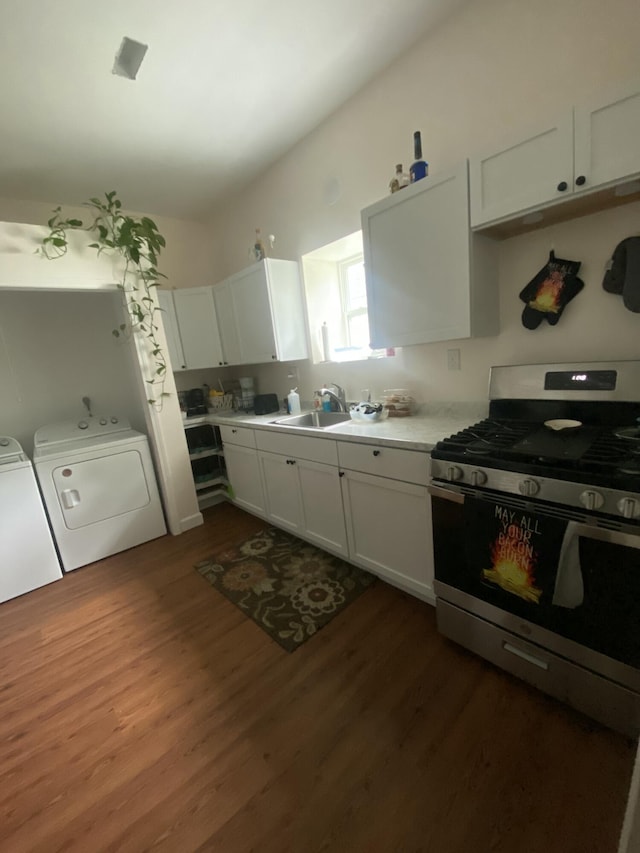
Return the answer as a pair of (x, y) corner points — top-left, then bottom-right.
(254, 393), (280, 416)
(182, 387), (207, 417)
(429, 360), (640, 736)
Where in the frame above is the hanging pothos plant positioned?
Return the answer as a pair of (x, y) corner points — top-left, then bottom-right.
(40, 191), (169, 408)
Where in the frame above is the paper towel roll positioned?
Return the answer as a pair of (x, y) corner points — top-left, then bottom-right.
(321, 322), (330, 362)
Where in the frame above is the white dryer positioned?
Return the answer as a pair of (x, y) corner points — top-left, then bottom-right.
(33, 416), (166, 572)
(0, 436), (62, 602)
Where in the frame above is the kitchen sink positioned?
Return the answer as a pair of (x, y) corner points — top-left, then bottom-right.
(271, 411), (351, 430)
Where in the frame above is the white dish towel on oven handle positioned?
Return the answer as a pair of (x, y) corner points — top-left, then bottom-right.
(553, 521), (585, 608)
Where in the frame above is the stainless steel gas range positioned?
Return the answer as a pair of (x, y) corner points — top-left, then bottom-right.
(429, 360), (640, 736)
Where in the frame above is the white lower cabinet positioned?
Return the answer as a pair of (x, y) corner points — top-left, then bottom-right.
(219, 425), (265, 517)
(337, 442), (434, 601)
(220, 423), (435, 603)
(256, 432), (348, 558)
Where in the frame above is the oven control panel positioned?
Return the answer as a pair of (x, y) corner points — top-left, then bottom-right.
(430, 459), (640, 521)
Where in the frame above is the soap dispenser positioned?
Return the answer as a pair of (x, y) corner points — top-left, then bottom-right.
(288, 388), (301, 415)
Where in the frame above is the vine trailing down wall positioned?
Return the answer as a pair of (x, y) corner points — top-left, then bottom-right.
(40, 191), (169, 407)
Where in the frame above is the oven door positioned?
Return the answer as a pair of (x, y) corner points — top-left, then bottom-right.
(429, 483), (640, 675)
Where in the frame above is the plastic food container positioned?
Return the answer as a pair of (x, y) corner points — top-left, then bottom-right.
(381, 389), (416, 417)
(349, 402), (388, 423)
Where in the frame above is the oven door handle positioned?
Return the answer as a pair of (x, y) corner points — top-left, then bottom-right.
(428, 483), (464, 504)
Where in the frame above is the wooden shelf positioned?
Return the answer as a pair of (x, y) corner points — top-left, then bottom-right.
(194, 476), (227, 492)
(188, 447), (224, 461)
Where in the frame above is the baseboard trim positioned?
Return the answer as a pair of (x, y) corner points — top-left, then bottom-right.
(179, 512), (204, 533)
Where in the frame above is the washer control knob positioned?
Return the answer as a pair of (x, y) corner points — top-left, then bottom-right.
(518, 478), (540, 497)
(110, 417), (119, 424)
(617, 497), (640, 519)
(99, 418), (108, 426)
(579, 490), (604, 511)
(446, 465), (463, 482)
(0, 438), (9, 447)
(470, 469), (487, 487)
(78, 420), (89, 430)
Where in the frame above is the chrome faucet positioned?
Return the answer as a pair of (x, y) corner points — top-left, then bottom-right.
(317, 383), (347, 412)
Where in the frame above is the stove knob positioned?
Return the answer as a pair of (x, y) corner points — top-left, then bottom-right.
(518, 478), (540, 497)
(99, 418), (108, 426)
(446, 465), (463, 482)
(470, 469), (487, 486)
(579, 490), (604, 511)
(617, 497), (640, 519)
(0, 438), (9, 447)
(78, 420), (89, 430)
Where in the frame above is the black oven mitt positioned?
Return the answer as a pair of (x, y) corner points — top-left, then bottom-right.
(519, 251), (584, 329)
(602, 236), (640, 312)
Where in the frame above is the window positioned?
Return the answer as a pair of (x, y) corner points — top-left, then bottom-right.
(301, 232), (394, 364)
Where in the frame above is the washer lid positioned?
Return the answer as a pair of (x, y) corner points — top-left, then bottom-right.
(0, 437), (29, 468)
(33, 428), (145, 461)
(34, 416), (133, 448)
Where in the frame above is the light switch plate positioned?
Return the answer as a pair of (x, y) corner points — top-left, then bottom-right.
(447, 348), (461, 371)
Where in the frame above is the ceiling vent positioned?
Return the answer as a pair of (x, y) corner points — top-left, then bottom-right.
(112, 37), (148, 80)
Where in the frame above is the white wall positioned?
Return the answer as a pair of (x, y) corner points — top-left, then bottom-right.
(0, 289), (143, 455)
(0, 196), (212, 289)
(205, 0), (640, 405)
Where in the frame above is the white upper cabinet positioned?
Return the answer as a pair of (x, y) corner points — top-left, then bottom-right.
(470, 79), (640, 228)
(157, 289), (187, 371)
(470, 114), (574, 227)
(361, 161), (499, 348)
(213, 259), (308, 365)
(212, 280), (242, 366)
(172, 286), (224, 370)
(573, 82), (640, 191)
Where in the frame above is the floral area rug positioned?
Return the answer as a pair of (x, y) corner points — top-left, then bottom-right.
(195, 527), (375, 652)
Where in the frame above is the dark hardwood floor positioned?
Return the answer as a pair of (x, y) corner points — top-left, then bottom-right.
(0, 503), (635, 852)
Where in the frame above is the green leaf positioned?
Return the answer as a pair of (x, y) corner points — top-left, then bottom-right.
(68, 218), (83, 227)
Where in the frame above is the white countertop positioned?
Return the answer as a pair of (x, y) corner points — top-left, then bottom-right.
(187, 402), (488, 452)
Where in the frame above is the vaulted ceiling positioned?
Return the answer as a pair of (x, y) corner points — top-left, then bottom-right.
(0, 0), (467, 220)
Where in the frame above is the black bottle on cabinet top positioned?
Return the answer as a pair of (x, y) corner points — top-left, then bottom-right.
(409, 131), (428, 184)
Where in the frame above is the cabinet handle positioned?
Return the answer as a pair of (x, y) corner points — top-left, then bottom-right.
(231, 429), (237, 434)
(373, 450), (381, 457)
(271, 355), (277, 360)
(218, 361), (223, 366)
(339, 471), (345, 477)
(290, 459), (296, 465)
(575, 175), (586, 186)
(556, 181), (568, 192)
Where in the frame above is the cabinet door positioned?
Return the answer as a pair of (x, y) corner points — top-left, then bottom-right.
(229, 265), (278, 364)
(469, 113), (574, 226)
(173, 286), (224, 369)
(213, 280), (242, 365)
(341, 469), (434, 601)
(223, 443), (265, 517)
(363, 162), (474, 347)
(259, 451), (303, 533)
(157, 290), (187, 371)
(297, 459), (348, 558)
(265, 259), (309, 362)
(574, 82), (640, 194)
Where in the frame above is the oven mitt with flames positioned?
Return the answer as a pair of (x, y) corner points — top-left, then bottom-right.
(519, 250), (584, 329)
(602, 236), (640, 312)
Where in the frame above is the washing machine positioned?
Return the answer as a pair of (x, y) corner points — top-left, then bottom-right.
(0, 436), (63, 602)
(33, 416), (167, 572)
